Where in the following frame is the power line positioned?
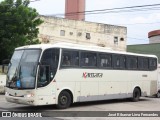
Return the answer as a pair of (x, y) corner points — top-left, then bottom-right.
(116, 22), (160, 26)
(82, 7), (160, 16)
(30, 0), (40, 2)
(53, 3), (160, 17)
(70, 4), (160, 15)
(127, 37), (148, 41)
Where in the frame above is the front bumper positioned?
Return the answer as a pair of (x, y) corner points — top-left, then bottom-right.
(5, 95), (36, 106)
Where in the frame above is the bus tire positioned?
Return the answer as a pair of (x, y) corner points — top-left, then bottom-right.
(56, 91), (71, 109)
(157, 92), (160, 98)
(132, 88), (141, 102)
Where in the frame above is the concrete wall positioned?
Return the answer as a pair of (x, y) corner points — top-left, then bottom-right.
(148, 30), (160, 44)
(38, 16), (127, 51)
(149, 36), (160, 44)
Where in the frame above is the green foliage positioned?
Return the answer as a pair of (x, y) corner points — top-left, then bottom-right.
(0, 0), (43, 64)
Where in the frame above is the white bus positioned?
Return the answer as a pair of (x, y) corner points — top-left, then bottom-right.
(157, 65), (160, 98)
(5, 43), (158, 109)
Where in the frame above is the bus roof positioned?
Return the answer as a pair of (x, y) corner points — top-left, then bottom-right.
(15, 42), (157, 58)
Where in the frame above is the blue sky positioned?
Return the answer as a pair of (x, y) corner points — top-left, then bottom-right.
(1, 0), (160, 45)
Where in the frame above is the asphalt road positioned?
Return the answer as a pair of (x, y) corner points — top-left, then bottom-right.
(0, 94), (160, 120)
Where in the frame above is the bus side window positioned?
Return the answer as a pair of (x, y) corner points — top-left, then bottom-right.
(113, 55), (125, 69)
(62, 56), (71, 66)
(62, 50), (79, 67)
(101, 59), (105, 67)
(149, 58), (157, 70)
(138, 57), (149, 70)
(126, 56), (137, 70)
(99, 53), (112, 68)
(81, 52), (97, 67)
(38, 49), (59, 88)
(85, 58), (89, 65)
(75, 57), (79, 66)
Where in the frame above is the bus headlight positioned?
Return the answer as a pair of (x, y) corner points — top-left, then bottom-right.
(24, 93), (34, 98)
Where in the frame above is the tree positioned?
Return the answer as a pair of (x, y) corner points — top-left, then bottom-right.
(0, 0), (43, 64)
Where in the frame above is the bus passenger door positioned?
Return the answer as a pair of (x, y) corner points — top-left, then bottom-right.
(36, 49), (59, 105)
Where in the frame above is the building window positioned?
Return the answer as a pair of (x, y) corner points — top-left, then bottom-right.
(69, 32), (73, 36)
(86, 33), (91, 40)
(120, 37), (124, 41)
(114, 36), (118, 45)
(60, 30), (65, 36)
(77, 32), (82, 37)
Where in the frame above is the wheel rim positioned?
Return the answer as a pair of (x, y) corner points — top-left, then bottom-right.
(60, 96), (68, 105)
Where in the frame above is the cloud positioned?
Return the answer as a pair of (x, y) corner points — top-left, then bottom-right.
(130, 13), (160, 24)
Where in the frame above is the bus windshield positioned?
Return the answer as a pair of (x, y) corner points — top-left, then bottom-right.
(6, 49), (41, 89)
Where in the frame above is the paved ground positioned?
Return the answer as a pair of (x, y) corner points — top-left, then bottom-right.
(0, 94), (160, 120)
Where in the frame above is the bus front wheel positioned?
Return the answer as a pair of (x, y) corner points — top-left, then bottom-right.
(56, 91), (71, 109)
(132, 88), (141, 102)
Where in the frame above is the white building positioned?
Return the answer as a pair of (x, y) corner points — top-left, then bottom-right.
(38, 16), (127, 51)
(148, 30), (160, 44)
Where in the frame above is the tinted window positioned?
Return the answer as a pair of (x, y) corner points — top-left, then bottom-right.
(38, 49), (59, 87)
(113, 55), (125, 69)
(138, 57), (149, 70)
(99, 53), (112, 68)
(81, 52), (97, 67)
(62, 50), (79, 67)
(126, 56), (137, 70)
(149, 58), (157, 70)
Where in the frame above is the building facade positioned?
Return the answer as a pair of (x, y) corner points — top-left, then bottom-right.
(38, 16), (127, 51)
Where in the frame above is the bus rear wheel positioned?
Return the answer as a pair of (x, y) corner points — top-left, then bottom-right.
(132, 88), (141, 102)
(157, 91), (160, 98)
(56, 91), (71, 109)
